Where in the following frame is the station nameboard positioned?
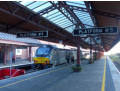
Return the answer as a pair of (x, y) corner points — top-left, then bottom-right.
(17, 31), (48, 38)
(72, 27), (118, 36)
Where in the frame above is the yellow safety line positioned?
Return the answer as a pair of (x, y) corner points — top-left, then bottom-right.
(0, 66), (66, 88)
(101, 56), (106, 91)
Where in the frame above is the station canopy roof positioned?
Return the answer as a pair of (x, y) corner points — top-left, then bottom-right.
(0, 1), (119, 52)
(18, 1), (94, 32)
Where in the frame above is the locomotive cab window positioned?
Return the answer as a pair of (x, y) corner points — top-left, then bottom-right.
(36, 46), (52, 57)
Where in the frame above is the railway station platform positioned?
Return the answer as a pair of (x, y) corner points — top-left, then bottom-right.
(0, 60), (33, 69)
(0, 56), (119, 91)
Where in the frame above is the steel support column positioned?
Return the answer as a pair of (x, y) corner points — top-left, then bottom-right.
(12, 46), (16, 63)
(77, 44), (80, 66)
(89, 47), (93, 63)
(94, 45), (97, 61)
(4, 45), (7, 65)
(89, 37), (93, 64)
(29, 46), (32, 62)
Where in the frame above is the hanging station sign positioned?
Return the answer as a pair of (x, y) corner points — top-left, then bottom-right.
(72, 27), (118, 36)
(17, 31), (48, 38)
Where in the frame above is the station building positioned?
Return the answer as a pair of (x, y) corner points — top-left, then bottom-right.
(0, 32), (40, 65)
(0, 1), (119, 91)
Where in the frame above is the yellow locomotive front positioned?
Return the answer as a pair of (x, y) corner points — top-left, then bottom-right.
(33, 45), (53, 65)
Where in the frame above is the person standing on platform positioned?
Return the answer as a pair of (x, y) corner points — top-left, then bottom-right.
(12, 55), (15, 63)
(66, 51), (70, 64)
(71, 55), (74, 64)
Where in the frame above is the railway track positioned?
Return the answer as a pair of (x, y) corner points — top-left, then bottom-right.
(15, 64), (51, 74)
(113, 61), (120, 72)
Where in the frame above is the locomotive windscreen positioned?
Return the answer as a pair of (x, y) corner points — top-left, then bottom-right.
(36, 45), (53, 57)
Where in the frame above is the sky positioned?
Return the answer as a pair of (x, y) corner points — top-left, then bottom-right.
(105, 41), (120, 55)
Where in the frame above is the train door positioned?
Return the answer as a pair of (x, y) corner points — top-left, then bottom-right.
(59, 49), (66, 64)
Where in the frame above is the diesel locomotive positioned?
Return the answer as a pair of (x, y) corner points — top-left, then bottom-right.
(33, 45), (78, 66)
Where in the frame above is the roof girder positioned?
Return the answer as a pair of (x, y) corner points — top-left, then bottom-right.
(38, 5), (56, 16)
(0, 2), (85, 47)
(50, 1), (76, 25)
(84, 1), (96, 26)
(68, 5), (88, 12)
(0, 2), (68, 38)
(58, 1), (85, 28)
(0, 1), (99, 50)
(94, 9), (120, 19)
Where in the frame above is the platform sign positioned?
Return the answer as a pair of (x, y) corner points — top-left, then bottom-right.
(72, 27), (118, 36)
(17, 31), (48, 38)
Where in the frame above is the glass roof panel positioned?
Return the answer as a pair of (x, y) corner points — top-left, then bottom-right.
(51, 16), (69, 22)
(64, 24), (74, 29)
(33, 2), (52, 12)
(42, 9), (59, 18)
(66, 26), (75, 32)
(67, 1), (85, 4)
(52, 18), (73, 29)
(17, 1), (94, 32)
(42, 9), (73, 27)
(75, 14), (91, 20)
(47, 14), (64, 21)
(57, 24), (70, 28)
(85, 25), (94, 28)
(20, 1), (34, 6)
(53, 19), (68, 25)
(56, 20), (72, 25)
(32, 2), (48, 10)
(54, 17), (72, 23)
(57, 22), (72, 27)
(52, 19), (67, 24)
(66, 1), (86, 8)
(48, 14), (63, 20)
(74, 10), (94, 27)
(27, 1), (47, 10)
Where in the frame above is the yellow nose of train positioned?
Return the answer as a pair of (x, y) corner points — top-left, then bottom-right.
(34, 57), (49, 64)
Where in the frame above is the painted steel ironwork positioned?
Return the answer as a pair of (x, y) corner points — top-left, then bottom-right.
(84, 1), (96, 26)
(94, 9), (120, 19)
(59, 1), (85, 28)
(0, 1), (97, 50)
(17, 31), (48, 38)
(73, 27), (118, 36)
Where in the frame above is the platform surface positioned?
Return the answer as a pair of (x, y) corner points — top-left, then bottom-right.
(0, 60), (33, 69)
(0, 57), (119, 91)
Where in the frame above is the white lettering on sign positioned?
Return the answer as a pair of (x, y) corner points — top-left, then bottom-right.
(17, 31), (48, 38)
(38, 32), (43, 36)
(72, 27), (118, 36)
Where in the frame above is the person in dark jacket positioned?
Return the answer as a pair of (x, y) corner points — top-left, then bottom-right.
(71, 56), (74, 64)
(12, 55), (15, 63)
(66, 51), (70, 64)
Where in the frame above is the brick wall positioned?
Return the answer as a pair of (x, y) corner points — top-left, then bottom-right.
(16, 47), (38, 60)
(16, 48), (29, 60)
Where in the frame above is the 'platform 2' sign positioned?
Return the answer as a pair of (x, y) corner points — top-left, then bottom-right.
(17, 31), (48, 38)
